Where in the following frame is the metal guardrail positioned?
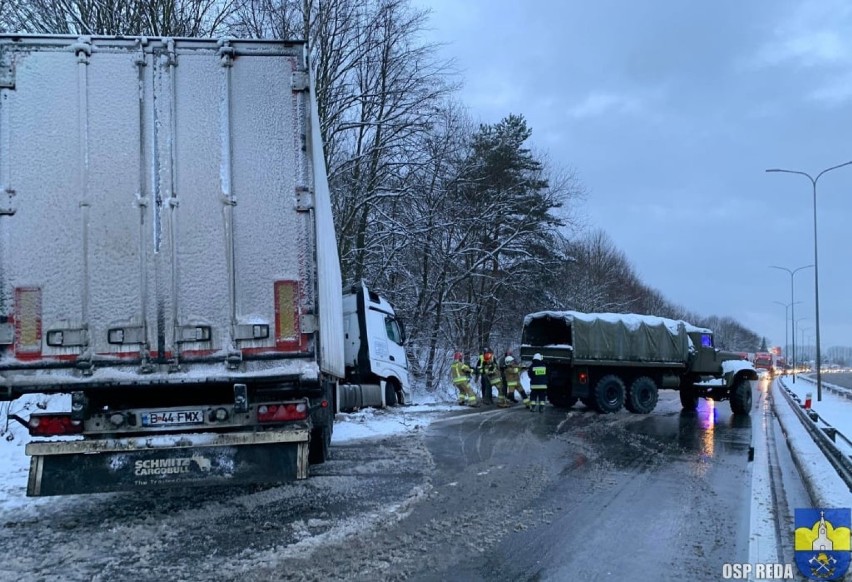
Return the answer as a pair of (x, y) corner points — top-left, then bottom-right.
(776, 376), (852, 492)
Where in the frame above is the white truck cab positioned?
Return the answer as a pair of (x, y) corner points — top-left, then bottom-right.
(339, 282), (410, 411)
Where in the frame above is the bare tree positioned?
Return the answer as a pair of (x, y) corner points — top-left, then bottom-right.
(1, 0), (237, 36)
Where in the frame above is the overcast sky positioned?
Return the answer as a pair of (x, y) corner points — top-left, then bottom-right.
(421, 0), (852, 351)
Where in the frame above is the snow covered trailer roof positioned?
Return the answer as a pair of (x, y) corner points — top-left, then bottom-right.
(0, 35), (343, 396)
(520, 311), (708, 364)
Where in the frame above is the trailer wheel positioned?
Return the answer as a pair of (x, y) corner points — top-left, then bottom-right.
(625, 377), (658, 414)
(592, 375), (625, 414)
(729, 377), (752, 415)
(309, 425), (331, 464)
(679, 386), (698, 410)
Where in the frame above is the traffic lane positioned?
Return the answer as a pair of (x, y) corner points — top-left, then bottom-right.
(416, 387), (754, 581)
(817, 372), (852, 389)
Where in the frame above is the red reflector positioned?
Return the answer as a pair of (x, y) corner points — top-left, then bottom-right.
(578, 372), (588, 384)
(257, 402), (309, 423)
(28, 414), (83, 437)
(320, 400), (328, 408)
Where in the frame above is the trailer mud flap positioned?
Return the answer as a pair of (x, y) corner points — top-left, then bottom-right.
(25, 430), (310, 497)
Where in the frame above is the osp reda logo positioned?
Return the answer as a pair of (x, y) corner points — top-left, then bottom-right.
(795, 508), (851, 581)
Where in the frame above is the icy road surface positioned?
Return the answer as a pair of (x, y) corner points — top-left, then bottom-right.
(0, 387), (764, 582)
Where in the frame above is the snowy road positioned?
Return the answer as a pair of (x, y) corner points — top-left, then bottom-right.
(1, 388), (760, 581)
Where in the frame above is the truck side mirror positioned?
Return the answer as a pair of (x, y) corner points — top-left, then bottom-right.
(397, 320), (407, 346)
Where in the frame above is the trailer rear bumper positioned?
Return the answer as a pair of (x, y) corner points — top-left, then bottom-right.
(25, 429), (310, 496)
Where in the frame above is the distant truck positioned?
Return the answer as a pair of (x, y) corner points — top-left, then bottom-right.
(0, 35), (408, 496)
(753, 352), (774, 377)
(520, 311), (757, 415)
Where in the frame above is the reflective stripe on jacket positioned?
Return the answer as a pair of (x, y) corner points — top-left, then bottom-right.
(529, 364), (548, 390)
(450, 361), (472, 384)
(504, 365), (523, 387)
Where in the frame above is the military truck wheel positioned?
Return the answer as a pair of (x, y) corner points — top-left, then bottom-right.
(592, 375), (625, 414)
(729, 377), (752, 415)
(679, 387), (698, 410)
(308, 425), (331, 464)
(625, 376), (658, 414)
(547, 387), (577, 408)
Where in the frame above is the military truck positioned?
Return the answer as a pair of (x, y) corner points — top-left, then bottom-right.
(519, 311), (757, 415)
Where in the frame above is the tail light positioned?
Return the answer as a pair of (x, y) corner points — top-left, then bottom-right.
(26, 414), (83, 437)
(578, 371), (589, 384)
(274, 280), (300, 346)
(257, 402), (309, 423)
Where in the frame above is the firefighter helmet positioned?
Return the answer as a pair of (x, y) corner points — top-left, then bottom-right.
(532, 353), (543, 362)
(453, 351), (463, 361)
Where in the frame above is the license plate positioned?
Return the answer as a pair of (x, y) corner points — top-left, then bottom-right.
(141, 409), (205, 427)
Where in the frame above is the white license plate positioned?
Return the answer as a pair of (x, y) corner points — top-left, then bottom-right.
(141, 409), (205, 427)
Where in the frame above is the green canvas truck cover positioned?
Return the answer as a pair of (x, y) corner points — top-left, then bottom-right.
(522, 311), (712, 364)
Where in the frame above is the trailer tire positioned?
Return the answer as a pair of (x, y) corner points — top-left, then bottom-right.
(679, 386), (698, 410)
(625, 376), (658, 414)
(729, 377), (752, 415)
(309, 425), (331, 464)
(592, 375), (625, 414)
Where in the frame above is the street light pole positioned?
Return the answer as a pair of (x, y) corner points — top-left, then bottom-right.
(767, 160), (852, 401)
(773, 300), (800, 373)
(793, 316), (808, 376)
(769, 265), (812, 383)
(800, 327), (811, 365)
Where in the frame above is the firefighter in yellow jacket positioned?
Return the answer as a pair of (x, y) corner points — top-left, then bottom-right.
(503, 356), (530, 408)
(450, 352), (479, 406)
(477, 349), (508, 407)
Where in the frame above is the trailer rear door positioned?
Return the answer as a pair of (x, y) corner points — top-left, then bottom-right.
(0, 36), (333, 378)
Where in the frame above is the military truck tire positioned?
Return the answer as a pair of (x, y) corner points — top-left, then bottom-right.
(625, 376), (658, 414)
(592, 375), (625, 413)
(729, 377), (752, 415)
(309, 425), (331, 464)
(679, 387), (698, 410)
(547, 387), (577, 409)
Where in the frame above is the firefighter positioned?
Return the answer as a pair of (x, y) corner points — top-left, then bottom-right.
(475, 347), (501, 405)
(498, 349), (518, 402)
(503, 355), (530, 408)
(528, 353), (548, 413)
(450, 352), (479, 406)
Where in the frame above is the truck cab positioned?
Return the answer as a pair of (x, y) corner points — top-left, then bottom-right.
(338, 282), (409, 411)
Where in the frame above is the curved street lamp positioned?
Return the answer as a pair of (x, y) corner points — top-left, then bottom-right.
(769, 265), (812, 383)
(766, 160), (852, 401)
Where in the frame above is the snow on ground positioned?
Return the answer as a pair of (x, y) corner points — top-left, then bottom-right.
(0, 387), (464, 510)
(773, 375), (852, 508)
(2, 373), (850, 561)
